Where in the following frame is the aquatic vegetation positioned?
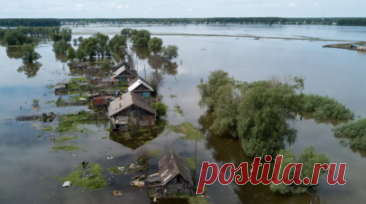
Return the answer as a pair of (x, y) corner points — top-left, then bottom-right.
(32, 99), (40, 107)
(107, 166), (125, 175)
(37, 134), (41, 138)
(41, 126), (53, 131)
(46, 100), (55, 104)
(68, 94), (87, 102)
(168, 122), (202, 141)
(61, 163), (107, 189)
(303, 94), (354, 120)
(51, 145), (83, 151)
(333, 119), (366, 150)
(69, 77), (87, 83)
(170, 94), (177, 98)
(188, 197), (211, 204)
(56, 112), (108, 132)
(102, 136), (107, 139)
(269, 146), (329, 194)
(174, 104), (184, 116)
(149, 150), (161, 158)
(58, 136), (78, 143)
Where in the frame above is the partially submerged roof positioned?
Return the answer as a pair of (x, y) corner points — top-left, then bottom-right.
(108, 91), (157, 117)
(111, 66), (137, 79)
(55, 82), (66, 89)
(128, 77), (154, 92)
(148, 150), (193, 186)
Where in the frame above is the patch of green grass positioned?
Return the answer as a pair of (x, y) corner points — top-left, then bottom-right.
(107, 166), (125, 175)
(46, 100), (55, 104)
(137, 128), (150, 134)
(41, 126), (53, 131)
(37, 134), (41, 138)
(68, 94), (88, 102)
(61, 163), (107, 189)
(56, 112), (106, 132)
(51, 145), (83, 151)
(58, 136), (78, 143)
(333, 119), (366, 150)
(174, 104), (184, 116)
(69, 77), (87, 83)
(149, 150), (161, 158)
(46, 85), (55, 89)
(303, 94), (354, 120)
(170, 94), (177, 98)
(102, 137), (107, 139)
(167, 122), (202, 141)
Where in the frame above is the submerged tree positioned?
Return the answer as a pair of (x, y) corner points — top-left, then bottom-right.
(21, 44), (41, 63)
(67, 47), (76, 61)
(53, 39), (69, 53)
(237, 77), (304, 157)
(79, 37), (97, 58)
(196, 70), (234, 110)
(75, 47), (86, 61)
(148, 37), (163, 54)
(269, 146), (329, 194)
(162, 45), (178, 61)
(130, 30), (150, 47)
(93, 32), (110, 58)
(17, 62), (42, 78)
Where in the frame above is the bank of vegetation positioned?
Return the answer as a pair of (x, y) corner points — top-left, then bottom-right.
(333, 119), (366, 150)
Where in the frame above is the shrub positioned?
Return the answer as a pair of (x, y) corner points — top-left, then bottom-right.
(333, 119), (366, 150)
(152, 102), (168, 117)
(303, 94), (354, 120)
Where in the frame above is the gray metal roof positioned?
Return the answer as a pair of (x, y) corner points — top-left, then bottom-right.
(111, 66), (137, 79)
(108, 91), (157, 117)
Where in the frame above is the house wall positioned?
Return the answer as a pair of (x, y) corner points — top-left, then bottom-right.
(151, 175), (193, 197)
(132, 84), (153, 97)
(113, 105), (155, 127)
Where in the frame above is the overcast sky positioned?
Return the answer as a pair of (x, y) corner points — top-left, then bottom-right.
(0, 0), (365, 18)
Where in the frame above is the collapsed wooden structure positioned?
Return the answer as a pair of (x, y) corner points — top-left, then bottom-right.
(16, 112), (56, 122)
(147, 150), (194, 197)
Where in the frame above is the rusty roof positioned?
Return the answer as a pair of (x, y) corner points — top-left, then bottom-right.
(93, 97), (106, 106)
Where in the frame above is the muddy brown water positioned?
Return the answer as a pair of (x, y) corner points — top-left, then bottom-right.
(1, 25), (366, 204)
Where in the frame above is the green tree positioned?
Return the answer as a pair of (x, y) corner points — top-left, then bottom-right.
(237, 77), (304, 157)
(93, 32), (110, 58)
(148, 37), (163, 54)
(67, 47), (76, 61)
(130, 30), (150, 47)
(80, 37), (97, 58)
(109, 34), (127, 51)
(75, 47), (86, 61)
(78, 36), (83, 43)
(152, 102), (168, 117)
(196, 70), (234, 110)
(60, 27), (72, 42)
(162, 45), (178, 60)
(121, 28), (130, 36)
(53, 39), (69, 53)
(21, 44), (41, 63)
(270, 146), (329, 194)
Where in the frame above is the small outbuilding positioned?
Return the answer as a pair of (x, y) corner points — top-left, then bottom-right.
(93, 97), (107, 109)
(54, 83), (67, 93)
(147, 150), (194, 197)
(128, 77), (154, 97)
(108, 91), (157, 131)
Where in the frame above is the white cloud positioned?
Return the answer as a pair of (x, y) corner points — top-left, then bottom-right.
(148, 8), (153, 11)
(125, 4), (129, 8)
(187, 8), (192, 11)
(75, 4), (84, 10)
(314, 3), (319, 6)
(117, 5), (122, 9)
(288, 3), (296, 7)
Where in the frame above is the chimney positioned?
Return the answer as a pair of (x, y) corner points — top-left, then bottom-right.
(119, 103), (121, 108)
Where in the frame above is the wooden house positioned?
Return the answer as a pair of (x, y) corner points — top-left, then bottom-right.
(111, 66), (138, 83)
(147, 150), (194, 197)
(108, 91), (157, 131)
(111, 62), (131, 72)
(128, 77), (154, 97)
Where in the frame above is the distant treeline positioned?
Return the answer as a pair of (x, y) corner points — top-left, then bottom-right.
(1, 18), (366, 27)
(0, 19), (60, 27)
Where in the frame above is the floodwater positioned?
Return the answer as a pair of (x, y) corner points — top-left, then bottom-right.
(1, 24), (366, 204)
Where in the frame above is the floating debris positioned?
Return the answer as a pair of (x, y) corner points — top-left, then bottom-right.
(107, 156), (113, 160)
(118, 167), (125, 171)
(62, 181), (72, 187)
(111, 190), (123, 197)
(130, 180), (145, 187)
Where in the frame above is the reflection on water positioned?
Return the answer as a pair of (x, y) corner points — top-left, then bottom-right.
(55, 53), (68, 63)
(6, 46), (24, 59)
(302, 112), (348, 126)
(17, 62), (42, 78)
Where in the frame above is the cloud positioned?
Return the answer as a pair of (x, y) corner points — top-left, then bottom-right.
(288, 3), (296, 7)
(148, 8), (153, 11)
(314, 3), (319, 6)
(125, 4), (129, 8)
(117, 5), (122, 9)
(75, 4), (84, 10)
(187, 8), (192, 11)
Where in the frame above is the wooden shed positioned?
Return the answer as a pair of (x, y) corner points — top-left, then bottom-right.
(108, 91), (157, 131)
(93, 97), (107, 109)
(128, 77), (154, 97)
(147, 150), (194, 197)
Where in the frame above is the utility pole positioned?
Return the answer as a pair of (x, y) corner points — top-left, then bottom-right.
(144, 64), (146, 79)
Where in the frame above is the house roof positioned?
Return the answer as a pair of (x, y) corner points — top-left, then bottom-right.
(55, 82), (66, 89)
(93, 97), (106, 106)
(111, 66), (137, 79)
(108, 91), (157, 117)
(128, 77), (154, 92)
(151, 149), (193, 186)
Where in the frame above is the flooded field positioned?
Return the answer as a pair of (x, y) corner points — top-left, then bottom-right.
(1, 24), (366, 204)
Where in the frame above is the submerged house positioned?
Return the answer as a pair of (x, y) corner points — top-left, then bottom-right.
(54, 82), (67, 93)
(108, 91), (157, 131)
(111, 66), (138, 83)
(147, 150), (194, 197)
(128, 77), (154, 97)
